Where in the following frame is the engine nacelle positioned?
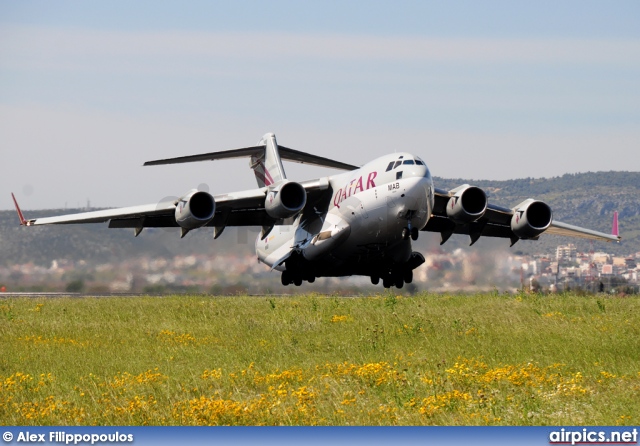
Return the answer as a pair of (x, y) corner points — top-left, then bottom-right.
(446, 185), (488, 223)
(265, 181), (307, 219)
(175, 190), (216, 230)
(510, 199), (552, 239)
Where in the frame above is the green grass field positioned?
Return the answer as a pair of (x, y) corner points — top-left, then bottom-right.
(1, 292), (639, 425)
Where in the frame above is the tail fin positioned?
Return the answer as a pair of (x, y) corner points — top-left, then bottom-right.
(250, 133), (287, 187)
(611, 211), (619, 237)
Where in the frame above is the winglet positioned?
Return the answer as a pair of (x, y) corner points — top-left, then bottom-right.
(611, 211), (619, 238)
(11, 193), (28, 226)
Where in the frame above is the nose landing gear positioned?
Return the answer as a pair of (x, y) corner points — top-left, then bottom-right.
(402, 226), (420, 241)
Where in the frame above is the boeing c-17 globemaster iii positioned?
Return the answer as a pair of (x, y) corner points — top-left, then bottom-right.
(11, 133), (621, 289)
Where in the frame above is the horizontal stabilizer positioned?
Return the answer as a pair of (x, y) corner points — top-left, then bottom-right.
(144, 146), (358, 171)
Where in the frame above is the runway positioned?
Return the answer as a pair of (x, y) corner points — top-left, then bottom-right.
(0, 292), (169, 298)
(1, 292), (80, 297)
(0, 292), (317, 298)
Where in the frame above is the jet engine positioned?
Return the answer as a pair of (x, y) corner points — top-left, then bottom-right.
(446, 185), (488, 223)
(510, 199), (552, 239)
(175, 190), (216, 229)
(265, 181), (307, 219)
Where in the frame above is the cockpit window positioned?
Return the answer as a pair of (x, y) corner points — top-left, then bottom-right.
(388, 156), (424, 171)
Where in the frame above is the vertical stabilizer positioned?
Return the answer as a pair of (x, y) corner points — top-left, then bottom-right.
(250, 133), (287, 187)
(611, 211), (619, 237)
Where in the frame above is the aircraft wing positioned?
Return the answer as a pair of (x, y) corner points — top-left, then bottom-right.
(423, 187), (620, 245)
(20, 201), (177, 226)
(12, 178), (332, 234)
(543, 221), (620, 241)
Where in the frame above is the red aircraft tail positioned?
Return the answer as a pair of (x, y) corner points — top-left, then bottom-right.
(611, 211), (619, 238)
(11, 193), (27, 226)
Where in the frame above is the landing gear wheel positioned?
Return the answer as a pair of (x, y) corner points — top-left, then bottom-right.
(281, 271), (291, 286)
(403, 269), (413, 284)
(411, 227), (419, 240)
(371, 275), (380, 285)
(294, 277), (303, 286)
(395, 278), (404, 289)
(382, 277), (392, 288)
(307, 276), (316, 284)
(402, 227), (410, 240)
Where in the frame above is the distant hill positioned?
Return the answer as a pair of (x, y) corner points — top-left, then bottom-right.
(433, 171), (640, 255)
(0, 209), (257, 267)
(1, 171), (638, 266)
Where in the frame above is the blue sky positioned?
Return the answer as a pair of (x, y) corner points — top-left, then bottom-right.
(1, 1), (639, 210)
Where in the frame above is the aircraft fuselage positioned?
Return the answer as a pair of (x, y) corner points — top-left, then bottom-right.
(255, 152), (434, 285)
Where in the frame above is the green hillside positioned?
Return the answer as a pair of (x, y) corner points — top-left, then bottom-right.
(0, 209), (256, 267)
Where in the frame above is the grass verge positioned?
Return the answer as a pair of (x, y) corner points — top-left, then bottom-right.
(1, 292), (639, 425)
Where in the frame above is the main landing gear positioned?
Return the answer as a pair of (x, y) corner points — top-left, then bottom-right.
(401, 226), (419, 241)
(370, 252), (425, 289)
(281, 270), (315, 287)
(371, 269), (413, 289)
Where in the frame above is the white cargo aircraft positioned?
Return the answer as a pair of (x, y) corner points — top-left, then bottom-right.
(12, 133), (620, 288)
